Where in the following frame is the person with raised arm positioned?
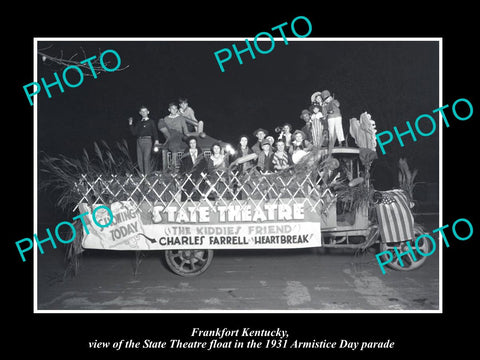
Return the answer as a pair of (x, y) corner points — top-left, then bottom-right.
(128, 105), (160, 174)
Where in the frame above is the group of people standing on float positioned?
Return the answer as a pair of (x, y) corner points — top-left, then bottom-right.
(301, 89), (345, 148)
(128, 89), (345, 178)
(128, 98), (204, 174)
(230, 88), (345, 174)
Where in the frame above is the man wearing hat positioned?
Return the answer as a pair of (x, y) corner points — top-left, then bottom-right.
(300, 109), (313, 142)
(252, 128), (269, 155)
(290, 130), (313, 164)
(290, 130), (313, 151)
(321, 90), (345, 146)
(256, 138), (275, 173)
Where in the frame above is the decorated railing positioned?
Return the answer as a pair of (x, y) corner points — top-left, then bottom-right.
(72, 166), (335, 216)
(40, 143), (378, 257)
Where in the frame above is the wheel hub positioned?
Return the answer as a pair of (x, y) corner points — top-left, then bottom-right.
(182, 250), (193, 259)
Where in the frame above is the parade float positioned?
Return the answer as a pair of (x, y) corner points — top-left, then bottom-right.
(40, 112), (430, 277)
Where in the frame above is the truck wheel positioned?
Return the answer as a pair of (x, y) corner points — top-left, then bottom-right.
(164, 249), (214, 277)
(378, 233), (431, 271)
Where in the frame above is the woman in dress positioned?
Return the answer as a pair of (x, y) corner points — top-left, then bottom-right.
(309, 103), (326, 147)
(229, 135), (256, 175)
(208, 143), (228, 171)
(229, 135), (257, 200)
(272, 140), (293, 172)
(207, 143), (229, 200)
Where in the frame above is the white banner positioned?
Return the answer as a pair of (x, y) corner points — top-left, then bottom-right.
(80, 200), (323, 251)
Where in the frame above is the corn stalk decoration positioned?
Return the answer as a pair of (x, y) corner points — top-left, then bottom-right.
(398, 158), (418, 204)
(39, 139), (139, 213)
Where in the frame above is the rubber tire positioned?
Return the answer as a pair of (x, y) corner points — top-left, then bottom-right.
(378, 233), (431, 272)
(164, 249), (214, 277)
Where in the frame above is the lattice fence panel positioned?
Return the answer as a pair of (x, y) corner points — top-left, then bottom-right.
(73, 167), (334, 214)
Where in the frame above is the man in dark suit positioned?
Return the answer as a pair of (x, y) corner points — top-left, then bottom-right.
(179, 136), (208, 201)
(128, 106), (160, 175)
(256, 139), (275, 173)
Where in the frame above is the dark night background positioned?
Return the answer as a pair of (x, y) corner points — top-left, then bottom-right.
(7, 4), (479, 358)
(37, 40), (439, 193)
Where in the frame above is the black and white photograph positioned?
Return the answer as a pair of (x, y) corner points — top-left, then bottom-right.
(7, 5), (478, 357)
(31, 38), (441, 312)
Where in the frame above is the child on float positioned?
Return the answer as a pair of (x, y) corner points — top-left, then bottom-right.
(229, 135), (257, 175)
(229, 135), (258, 200)
(179, 136), (207, 201)
(272, 139), (293, 172)
(178, 97), (205, 137)
(207, 142), (229, 200)
(207, 142), (228, 171)
(277, 123), (293, 148)
(299, 109), (313, 142)
(252, 128), (268, 154)
(289, 130), (313, 164)
(289, 130), (313, 153)
(321, 90), (345, 146)
(309, 103), (326, 147)
(256, 139), (275, 173)
(266, 135), (276, 151)
(310, 90), (323, 107)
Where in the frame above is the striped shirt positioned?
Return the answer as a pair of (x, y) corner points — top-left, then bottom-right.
(311, 112), (324, 146)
